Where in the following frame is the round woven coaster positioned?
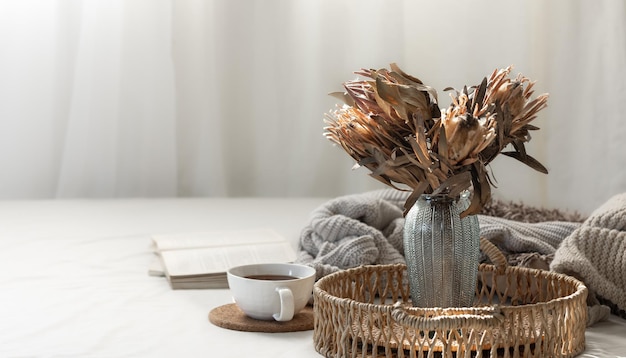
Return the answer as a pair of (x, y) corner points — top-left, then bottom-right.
(209, 303), (314, 332)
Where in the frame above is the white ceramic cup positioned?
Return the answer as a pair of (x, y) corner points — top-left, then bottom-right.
(226, 263), (316, 321)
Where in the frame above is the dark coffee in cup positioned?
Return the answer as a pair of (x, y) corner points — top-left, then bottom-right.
(245, 274), (297, 281)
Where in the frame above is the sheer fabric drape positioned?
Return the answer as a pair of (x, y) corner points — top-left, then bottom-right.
(0, 0), (177, 197)
(0, 0), (624, 214)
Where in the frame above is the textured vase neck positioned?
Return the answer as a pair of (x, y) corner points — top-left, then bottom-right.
(419, 190), (469, 204)
(420, 193), (456, 204)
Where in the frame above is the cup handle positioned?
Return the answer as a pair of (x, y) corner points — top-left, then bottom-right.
(272, 287), (294, 322)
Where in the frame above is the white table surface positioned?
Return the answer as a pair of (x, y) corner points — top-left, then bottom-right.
(1, 198), (625, 358)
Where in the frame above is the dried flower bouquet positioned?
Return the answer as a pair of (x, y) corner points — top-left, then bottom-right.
(324, 64), (549, 216)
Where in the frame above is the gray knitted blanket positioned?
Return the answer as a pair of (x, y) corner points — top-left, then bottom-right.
(551, 193), (626, 322)
(297, 189), (409, 279)
(296, 189), (625, 326)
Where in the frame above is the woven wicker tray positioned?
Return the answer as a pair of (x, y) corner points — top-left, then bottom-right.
(313, 238), (587, 358)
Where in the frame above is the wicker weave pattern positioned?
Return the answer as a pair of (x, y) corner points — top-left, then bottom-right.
(313, 240), (587, 358)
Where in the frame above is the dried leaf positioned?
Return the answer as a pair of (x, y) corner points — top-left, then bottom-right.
(374, 77), (412, 121)
(461, 163), (491, 218)
(390, 63), (424, 85)
(403, 181), (429, 216)
(437, 125), (449, 173)
(328, 91), (355, 107)
(431, 171), (472, 196)
(501, 151), (549, 174)
(396, 147), (430, 171)
(472, 77), (488, 111)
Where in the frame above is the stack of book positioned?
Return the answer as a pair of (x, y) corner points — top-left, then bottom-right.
(149, 228), (298, 289)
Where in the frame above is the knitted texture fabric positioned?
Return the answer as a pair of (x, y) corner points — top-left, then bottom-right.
(296, 189), (408, 280)
(551, 193), (626, 323)
(478, 216), (580, 270)
(297, 189), (580, 277)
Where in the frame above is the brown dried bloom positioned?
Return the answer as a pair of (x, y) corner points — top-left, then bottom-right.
(324, 64), (548, 216)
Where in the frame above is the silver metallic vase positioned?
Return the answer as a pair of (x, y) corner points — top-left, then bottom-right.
(403, 192), (480, 308)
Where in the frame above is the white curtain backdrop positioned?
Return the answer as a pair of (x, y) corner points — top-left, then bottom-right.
(0, 0), (624, 215)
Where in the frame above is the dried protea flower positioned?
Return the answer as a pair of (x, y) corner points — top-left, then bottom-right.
(437, 92), (496, 167)
(332, 65), (441, 133)
(472, 67), (549, 172)
(324, 104), (425, 192)
(324, 64), (549, 216)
